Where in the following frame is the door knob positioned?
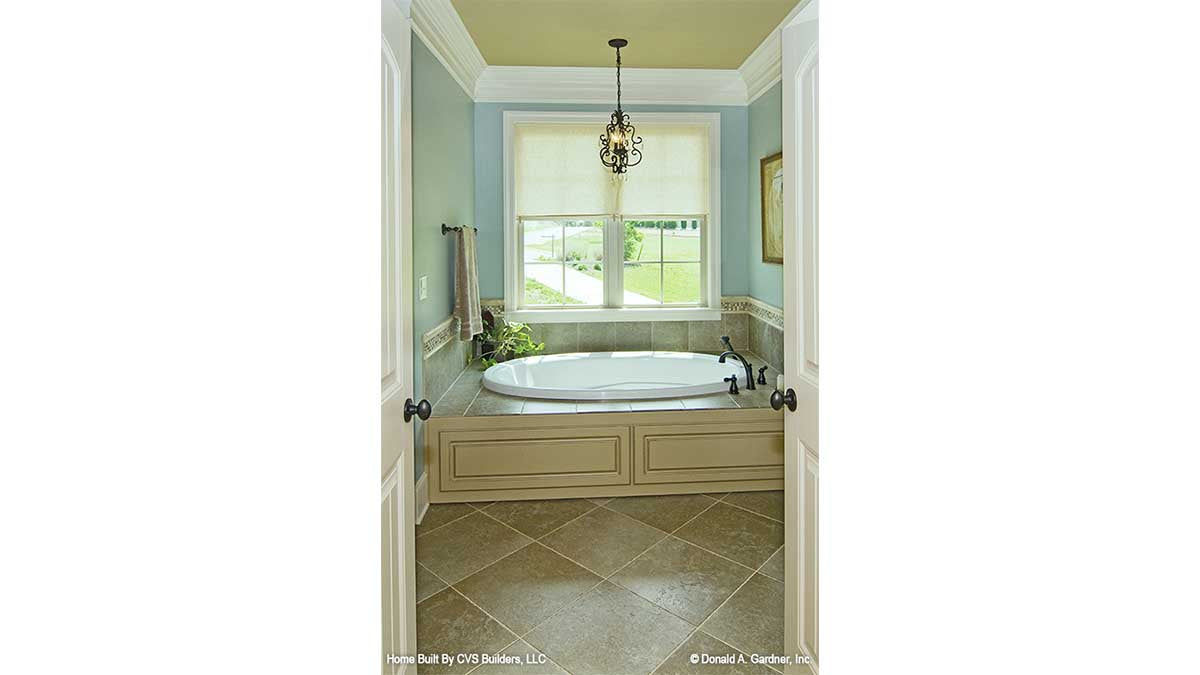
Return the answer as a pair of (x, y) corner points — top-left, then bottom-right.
(403, 398), (432, 422)
(770, 388), (797, 412)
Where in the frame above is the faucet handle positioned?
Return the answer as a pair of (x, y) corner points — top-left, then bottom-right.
(724, 375), (739, 395)
(757, 366), (768, 385)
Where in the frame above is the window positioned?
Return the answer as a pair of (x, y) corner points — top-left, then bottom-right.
(622, 218), (704, 305)
(504, 112), (721, 322)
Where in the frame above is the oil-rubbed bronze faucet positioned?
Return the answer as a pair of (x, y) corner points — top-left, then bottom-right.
(718, 335), (755, 390)
(724, 375), (739, 395)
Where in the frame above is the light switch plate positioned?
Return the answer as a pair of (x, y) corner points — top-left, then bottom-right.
(418, 275), (428, 300)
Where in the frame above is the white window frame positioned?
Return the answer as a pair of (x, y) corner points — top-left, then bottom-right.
(503, 111), (722, 323)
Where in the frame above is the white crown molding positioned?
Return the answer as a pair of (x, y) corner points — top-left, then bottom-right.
(411, 0), (486, 98)
(475, 66), (747, 106)
(740, 0), (815, 103)
(740, 29), (782, 104)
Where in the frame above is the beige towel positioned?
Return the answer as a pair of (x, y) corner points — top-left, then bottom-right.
(453, 227), (482, 340)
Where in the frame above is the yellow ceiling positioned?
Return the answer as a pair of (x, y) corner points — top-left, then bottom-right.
(449, 0), (800, 69)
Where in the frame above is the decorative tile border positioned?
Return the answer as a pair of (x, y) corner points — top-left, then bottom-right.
(475, 296), (784, 331)
(726, 296), (785, 331)
(421, 316), (459, 359)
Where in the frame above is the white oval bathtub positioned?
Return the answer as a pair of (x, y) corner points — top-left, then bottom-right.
(481, 351), (743, 400)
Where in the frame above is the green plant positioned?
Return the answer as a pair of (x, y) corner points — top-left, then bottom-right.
(473, 319), (544, 368)
(623, 222), (644, 261)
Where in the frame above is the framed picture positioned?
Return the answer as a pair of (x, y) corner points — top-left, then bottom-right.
(760, 151), (784, 264)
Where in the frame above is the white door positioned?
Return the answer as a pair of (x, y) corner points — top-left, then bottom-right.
(381, 1), (416, 672)
(781, 5), (819, 674)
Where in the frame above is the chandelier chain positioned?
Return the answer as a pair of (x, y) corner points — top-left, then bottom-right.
(615, 46), (622, 111)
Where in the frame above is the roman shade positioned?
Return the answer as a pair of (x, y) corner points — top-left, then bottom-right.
(513, 121), (711, 217)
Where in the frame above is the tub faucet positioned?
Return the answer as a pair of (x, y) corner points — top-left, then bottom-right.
(718, 343), (755, 390)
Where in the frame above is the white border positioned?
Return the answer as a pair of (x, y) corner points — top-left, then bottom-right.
(502, 111), (721, 324)
(476, 66), (747, 106)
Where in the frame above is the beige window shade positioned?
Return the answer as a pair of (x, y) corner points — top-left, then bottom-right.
(513, 124), (614, 216)
(513, 122), (710, 216)
(616, 124), (710, 215)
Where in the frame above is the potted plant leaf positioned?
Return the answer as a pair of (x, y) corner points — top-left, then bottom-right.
(472, 311), (544, 367)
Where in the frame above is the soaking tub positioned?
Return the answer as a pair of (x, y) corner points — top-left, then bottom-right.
(481, 351), (744, 400)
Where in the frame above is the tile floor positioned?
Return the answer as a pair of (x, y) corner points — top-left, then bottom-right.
(416, 491), (785, 675)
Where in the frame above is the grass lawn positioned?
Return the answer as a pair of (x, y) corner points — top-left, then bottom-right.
(529, 225), (702, 304)
(524, 278), (582, 305)
(579, 262), (701, 304)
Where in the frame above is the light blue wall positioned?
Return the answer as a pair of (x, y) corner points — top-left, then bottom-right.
(473, 102), (750, 298)
(747, 82), (784, 308)
(411, 37), (473, 479)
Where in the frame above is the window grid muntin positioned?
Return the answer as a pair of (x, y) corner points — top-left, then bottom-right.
(519, 216), (607, 308)
(620, 216), (705, 307)
(516, 214), (706, 310)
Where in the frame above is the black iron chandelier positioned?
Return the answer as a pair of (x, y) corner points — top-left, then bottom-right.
(599, 38), (643, 174)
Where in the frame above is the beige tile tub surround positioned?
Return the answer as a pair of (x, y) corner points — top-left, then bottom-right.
(434, 348), (782, 419)
(525, 312), (757, 356)
(414, 492), (787, 675)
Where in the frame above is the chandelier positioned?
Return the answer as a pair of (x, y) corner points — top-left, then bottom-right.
(599, 38), (643, 174)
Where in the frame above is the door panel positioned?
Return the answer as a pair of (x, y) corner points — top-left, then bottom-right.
(381, 0), (414, 671)
(783, 6), (818, 673)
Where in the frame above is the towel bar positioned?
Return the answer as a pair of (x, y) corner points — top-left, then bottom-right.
(441, 224), (478, 235)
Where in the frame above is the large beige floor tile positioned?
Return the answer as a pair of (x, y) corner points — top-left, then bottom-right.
(454, 543), (602, 635)
(416, 511), (532, 584)
(653, 630), (776, 675)
(482, 499), (595, 539)
(417, 503), (475, 537)
(759, 547), (784, 582)
(701, 574), (785, 661)
(724, 490), (784, 522)
(416, 563), (447, 604)
(674, 502), (784, 569)
(540, 507), (666, 576)
(416, 588), (517, 675)
(611, 536), (753, 625)
(605, 493), (717, 533)
(525, 581), (694, 675)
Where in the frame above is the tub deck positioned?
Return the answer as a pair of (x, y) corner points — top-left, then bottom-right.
(423, 350), (785, 504)
(432, 350), (782, 418)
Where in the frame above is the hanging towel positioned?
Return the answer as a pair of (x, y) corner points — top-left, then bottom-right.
(453, 226), (483, 341)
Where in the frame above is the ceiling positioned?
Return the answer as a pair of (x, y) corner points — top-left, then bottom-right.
(449, 0), (801, 70)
